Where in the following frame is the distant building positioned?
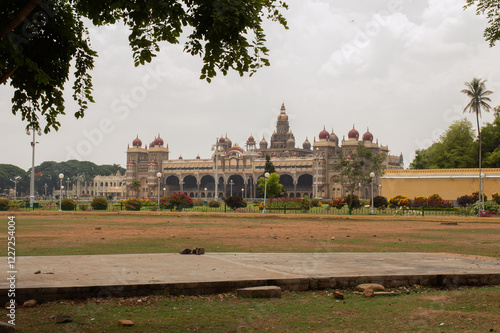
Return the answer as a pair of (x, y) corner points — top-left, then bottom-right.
(125, 103), (404, 199)
(54, 171), (126, 199)
(381, 168), (500, 200)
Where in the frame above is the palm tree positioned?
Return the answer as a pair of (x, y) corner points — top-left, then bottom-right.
(461, 78), (493, 215)
(128, 180), (141, 198)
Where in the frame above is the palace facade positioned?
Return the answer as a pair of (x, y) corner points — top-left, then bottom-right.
(125, 104), (404, 199)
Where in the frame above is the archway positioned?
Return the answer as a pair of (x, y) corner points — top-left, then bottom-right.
(297, 174), (313, 193)
(165, 175), (180, 194)
(227, 175), (244, 197)
(183, 175), (197, 193)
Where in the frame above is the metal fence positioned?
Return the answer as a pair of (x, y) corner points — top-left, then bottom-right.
(6, 201), (471, 216)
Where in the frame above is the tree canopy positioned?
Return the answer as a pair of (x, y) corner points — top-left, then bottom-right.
(1, 0), (288, 133)
(410, 119), (477, 169)
(332, 142), (385, 207)
(410, 112), (500, 169)
(464, 0), (500, 46)
(0, 160), (125, 197)
(257, 172), (282, 199)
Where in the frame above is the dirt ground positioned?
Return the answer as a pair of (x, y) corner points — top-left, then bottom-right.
(6, 212), (500, 257)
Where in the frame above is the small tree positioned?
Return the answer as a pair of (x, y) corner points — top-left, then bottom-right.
(264, 154), (276, 174)
(257, 172), (283, 199)
(128, 180), (141, 198)
(332, 142), (385, 211)
(373, 196), (388, 209)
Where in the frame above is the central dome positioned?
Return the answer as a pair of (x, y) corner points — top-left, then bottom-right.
(348, 126), (359, 140)
(319, 127), (330, 140)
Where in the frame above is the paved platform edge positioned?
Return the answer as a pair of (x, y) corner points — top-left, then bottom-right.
(2, 273), (499, 303)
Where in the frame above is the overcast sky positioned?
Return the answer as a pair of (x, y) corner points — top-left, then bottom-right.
(2, 0), (500, 171)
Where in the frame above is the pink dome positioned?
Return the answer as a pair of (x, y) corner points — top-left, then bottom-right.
(248, 135), (255, 142)
(218, 137), (225, 143)
(319, 127), (330, 140)
(362, 128), (373, 142)
(348, 126), (359, 139)
(226, 146), (245, 154)
(178, 155), (183, 160)
(196, 155), (200, 159)
(271, 153), (277, 157)
(292, 152), (297, 157)
(132, 136), (142, 147)
(154, 135), (164, 146)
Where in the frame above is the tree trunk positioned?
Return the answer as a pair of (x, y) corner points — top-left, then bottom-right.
(1, 0), (40, 39)
(0, 65), (18, 84)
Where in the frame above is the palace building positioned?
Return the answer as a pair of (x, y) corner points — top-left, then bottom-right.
(125, 103), (404, 199)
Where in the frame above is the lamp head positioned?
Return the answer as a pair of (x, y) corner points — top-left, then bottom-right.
(59, 173), (64, 179)
(265, 172), (270, 178)
(156, 172), (162, 178)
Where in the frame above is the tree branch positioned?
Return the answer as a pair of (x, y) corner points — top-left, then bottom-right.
(0, 0), (40, 39)
(0, 65), (19, 84)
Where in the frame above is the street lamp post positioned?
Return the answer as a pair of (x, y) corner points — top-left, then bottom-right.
(156, 172), (162, 211)
(204, 187), (207, 199)
(370, 172), (375, 215)
(263, 172), (270, 213)
(229, 180), (234, 197)
(212, 138), (220, 200)
(27, 127), (41, 207)
(11, 176), (21, 200)
(241, 188), (244, 198)
(163, 187), (166, 196)
(480, 173), (486, 215)
(44, 183), (47, 199)
(315, 148), (319, 198)
(58, 173), (64, 211)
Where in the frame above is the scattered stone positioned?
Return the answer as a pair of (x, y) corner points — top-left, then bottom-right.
(179, 248), (191, 254)
(95, 227), (102, 230)
(34, 270), (41, 274)
(55, 315), (73, 323)
(0, 321), (15, 333)
(373, 235), (376, 237)
(23, 299), (37, 307)
(333, 292), (344, 300)
(195, 247), (205, 255)
(330, 236), (335, 240)
(373, 291), (398, 296)
(363, 288), (375, 297)
(237, 286), (282, 298)
(355, 283), (385, 292)
(118, 319), (135, 327)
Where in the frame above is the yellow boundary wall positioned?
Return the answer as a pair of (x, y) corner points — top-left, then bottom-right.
(381, 168), (500, 200)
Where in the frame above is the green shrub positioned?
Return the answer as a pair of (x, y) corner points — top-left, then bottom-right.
(60, 199), (76, 211)
(225, 196), (245, 209)
(493, 193), (500, 205)
(91, 197), (108, 210)
(373, 196), (388, 208)
(471, 191), (488, 202)
(310, 198), (322, 207)
(0, 199), (9, 211)
(124, 198), (142, 211)
(300, 195), (310, 212)
(344, 194), (361, 209)
(79, 204), (89, 211)
(193, 199), (205, 206)
(208, 200), (220, 208)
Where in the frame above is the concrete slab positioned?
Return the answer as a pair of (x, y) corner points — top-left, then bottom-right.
(1, 253), (499, 303)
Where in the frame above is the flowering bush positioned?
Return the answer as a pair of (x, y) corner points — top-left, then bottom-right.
(471, 191), (488, 202)
(389, 195), (410, 207)
(470, 200), (499, 216)
(412, 196), (427, 207)
(193, 199), (205, 206)
(426, 194), (453, 208)
(160, 192), (193, 210)
(330, 198), (345, 209)
(124, 198), (142, 211)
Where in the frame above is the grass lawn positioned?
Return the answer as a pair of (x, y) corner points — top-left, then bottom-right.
(7, 286), (500, 332)
(2, 212), (499, 258)
(1, 212), (499, 332)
